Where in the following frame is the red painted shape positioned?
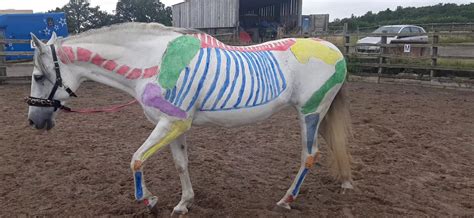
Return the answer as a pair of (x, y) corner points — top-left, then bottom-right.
(143, 199), (149, 206)
(58, 46), (75, 63)
(103, 60), (118, 71)
(91, 54), (106, 66)
(116, 65), (130, 75)
(126, 68), (142, 80)
(195, 32), (297, 52)
(286, 195), (295, 203)
(143, 66), (159, 78)
(77, 47), (92, 62)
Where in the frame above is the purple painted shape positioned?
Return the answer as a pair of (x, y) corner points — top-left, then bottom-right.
(142, 83), (187, 119)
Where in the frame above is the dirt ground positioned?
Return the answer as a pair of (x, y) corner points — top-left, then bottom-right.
(1, 81), (473, 217)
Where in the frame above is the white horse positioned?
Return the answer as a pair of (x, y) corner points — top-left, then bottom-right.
(27, 23), (352, 214)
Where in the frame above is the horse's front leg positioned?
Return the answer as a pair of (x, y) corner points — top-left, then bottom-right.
(130, 117), (192, 212)
(170, 135), (194, 215)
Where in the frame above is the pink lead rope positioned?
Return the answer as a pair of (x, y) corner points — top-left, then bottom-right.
(61, 100), (138, 113)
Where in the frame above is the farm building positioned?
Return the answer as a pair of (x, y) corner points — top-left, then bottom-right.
(172, 0), (303, 42)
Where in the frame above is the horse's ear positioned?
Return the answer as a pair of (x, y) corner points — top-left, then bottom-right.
(30, 33), (46, 53)
(47, 32), (58, 45)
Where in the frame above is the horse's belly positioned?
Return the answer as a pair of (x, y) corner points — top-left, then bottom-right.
(192, 96), (291, 127)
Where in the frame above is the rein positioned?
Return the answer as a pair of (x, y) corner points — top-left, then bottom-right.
(25, 44), (137, 113)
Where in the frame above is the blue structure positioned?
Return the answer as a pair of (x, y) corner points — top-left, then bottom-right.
(0, 12), (69, 61)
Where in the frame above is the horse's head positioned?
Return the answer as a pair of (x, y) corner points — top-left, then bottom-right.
(27, 33), (79, 130)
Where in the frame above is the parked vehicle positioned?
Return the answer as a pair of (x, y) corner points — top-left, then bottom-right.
(356, 25), (428, 54)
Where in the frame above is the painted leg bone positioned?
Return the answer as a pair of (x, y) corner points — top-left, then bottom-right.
(170, 136), (194, 215)
(277, 113), (321, 210)
(130, 118), (192, 211)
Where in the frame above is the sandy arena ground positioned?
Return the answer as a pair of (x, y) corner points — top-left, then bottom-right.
(0, 81), (473, 217)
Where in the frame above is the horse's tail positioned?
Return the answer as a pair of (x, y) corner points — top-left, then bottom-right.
(320, 86), (353, 182)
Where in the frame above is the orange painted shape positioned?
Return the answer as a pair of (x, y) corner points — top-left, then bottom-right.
(133, 160), (143, 171)
(305, 155), (315, 169)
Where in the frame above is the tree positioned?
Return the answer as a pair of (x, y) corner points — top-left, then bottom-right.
(115, 0), (172, 26)
(50, 0), (115, 33)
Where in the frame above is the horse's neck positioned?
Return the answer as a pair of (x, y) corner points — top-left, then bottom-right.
(59, 41), (165, 98)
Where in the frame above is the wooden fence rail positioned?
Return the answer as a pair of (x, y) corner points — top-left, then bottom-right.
(342, 31), (474, 84)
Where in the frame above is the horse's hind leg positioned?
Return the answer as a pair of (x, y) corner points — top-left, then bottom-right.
(170, 135), (194, 215)
(277, 113), (321, 210)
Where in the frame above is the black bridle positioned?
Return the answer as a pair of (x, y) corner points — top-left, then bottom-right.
(25, 44), (77, 111)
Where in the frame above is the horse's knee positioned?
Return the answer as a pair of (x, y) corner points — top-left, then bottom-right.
(173, 157), (187, 174)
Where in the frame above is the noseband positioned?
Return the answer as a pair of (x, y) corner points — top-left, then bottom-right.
(25, 44), (77, 111)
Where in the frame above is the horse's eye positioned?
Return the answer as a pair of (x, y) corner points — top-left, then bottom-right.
(33, 74), (44, 81)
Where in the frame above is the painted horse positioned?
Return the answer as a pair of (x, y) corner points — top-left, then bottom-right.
(26, 23), (353, 214)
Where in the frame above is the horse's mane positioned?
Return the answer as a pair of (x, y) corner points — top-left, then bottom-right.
(61, 22), (202, 44)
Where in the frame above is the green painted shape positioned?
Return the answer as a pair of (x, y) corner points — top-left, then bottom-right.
(301, 59), (347, 114)
(159, 36), (201, 89)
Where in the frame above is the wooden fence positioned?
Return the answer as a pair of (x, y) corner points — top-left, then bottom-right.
(343, 31), (474, 84)
(0, 34), (35, 83)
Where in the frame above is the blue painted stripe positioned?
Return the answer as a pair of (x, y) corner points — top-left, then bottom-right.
(249, 52), (265, 105)
(261, 51), (275, 99)
(256, 51), (270, 102)
(241, 52), (256, 106)
(211, 50), (231, 110)
(245, 52), (261, 106)
(232, 51), (246, 108)
(174, 67), (191, 105)
(266, 51), (279, 98)
(165, 89), (171, 100)
(134, 171), (143, 200)
(201, 48), (222, 109)
(178, 49), (205, 107)
(169, 86), (177, 103)
(292, 168), (309, 196)
(305, 113), (320, 154)
(220, 50), (240, 109)
(268, 52), (287, 90)
(187, 48), (212, 111)
(263, 52), (281, 93)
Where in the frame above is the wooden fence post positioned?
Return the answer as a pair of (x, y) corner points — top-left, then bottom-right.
(430, 33), (439, 79)
(377, 35), (387, 83)
(343, 23), (351, 80)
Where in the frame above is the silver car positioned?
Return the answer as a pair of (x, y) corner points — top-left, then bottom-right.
(356, 25), (428, 54)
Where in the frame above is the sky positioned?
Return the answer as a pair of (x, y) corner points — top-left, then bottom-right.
(1, 0), (472, 21)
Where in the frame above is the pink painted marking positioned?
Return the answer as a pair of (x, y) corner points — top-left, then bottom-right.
(116, 65), (131, 75)
(76, 47), (93, 62)
(143, 66), (159, 78)
(103, 60), (118, 71)
(91, 54), (106, 66)
(126, 68), (142, 80)
(58, 46), (75, 64)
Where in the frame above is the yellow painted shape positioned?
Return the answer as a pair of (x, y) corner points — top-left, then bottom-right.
(290, 39), (343, 65)
(141, 119), (192, 161)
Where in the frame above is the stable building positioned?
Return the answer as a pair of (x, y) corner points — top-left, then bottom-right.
(172, 0), (303, 43)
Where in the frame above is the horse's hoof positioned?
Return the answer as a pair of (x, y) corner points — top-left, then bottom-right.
(341, 181), (354, 194)
(144, 196), (159, 214)
(276, 200), (291, 210)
